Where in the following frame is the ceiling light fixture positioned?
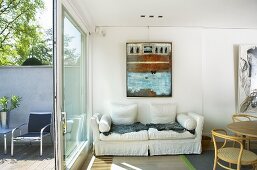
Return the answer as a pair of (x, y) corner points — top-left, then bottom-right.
(140, 15), (163, 18)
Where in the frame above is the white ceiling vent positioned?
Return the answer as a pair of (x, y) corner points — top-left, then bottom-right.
(140, 15), (164, 19)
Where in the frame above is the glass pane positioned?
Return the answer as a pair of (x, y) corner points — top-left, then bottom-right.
(63, 15), (87, 165)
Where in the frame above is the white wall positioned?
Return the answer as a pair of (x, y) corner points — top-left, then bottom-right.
(202, 29), (257, 132)
(92, 27), (257, 134)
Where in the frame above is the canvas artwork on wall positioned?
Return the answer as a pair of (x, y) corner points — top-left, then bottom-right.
(126, 42), (172, 97)
(238, 45), (257, 113)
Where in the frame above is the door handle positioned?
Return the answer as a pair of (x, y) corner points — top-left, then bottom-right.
(61, 112), (67, 134)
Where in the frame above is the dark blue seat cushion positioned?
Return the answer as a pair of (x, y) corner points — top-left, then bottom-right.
(17, 132), (49, 138)
(28, 113), (51, 133)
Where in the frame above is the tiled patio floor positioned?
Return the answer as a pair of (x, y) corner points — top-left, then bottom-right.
(0, 144), (54, 170)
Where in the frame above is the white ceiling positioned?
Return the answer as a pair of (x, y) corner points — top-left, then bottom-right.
(74, 0), (257, 28)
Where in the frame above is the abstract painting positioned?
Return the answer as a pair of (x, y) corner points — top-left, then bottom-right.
(238, 45), (257, 113)
(126, 42), (172, 97)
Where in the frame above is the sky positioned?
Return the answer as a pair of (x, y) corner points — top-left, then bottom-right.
(37, 0), (53, 31)
(37, 0), (81, 60)
(64, 17), (82, 60)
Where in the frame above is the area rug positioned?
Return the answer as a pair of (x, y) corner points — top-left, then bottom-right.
(89, 155), (188, 170)
(181, 150), (256, 170)
(90, 156), (113, 170)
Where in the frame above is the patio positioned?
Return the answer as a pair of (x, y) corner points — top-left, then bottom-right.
(0, 66), (54, 169)
(0, 145), (54, 170)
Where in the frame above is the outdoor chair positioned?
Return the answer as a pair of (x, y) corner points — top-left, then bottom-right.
(11, 112), (52, 156)
(212, 129), (257, 170)
(232, 113), (257, 150)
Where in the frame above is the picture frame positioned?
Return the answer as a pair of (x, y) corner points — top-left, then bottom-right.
(238, 45), (257, 113)
(126, 42), (172, 97)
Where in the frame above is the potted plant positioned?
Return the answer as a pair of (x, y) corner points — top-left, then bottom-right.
(0, 95), (22, 129)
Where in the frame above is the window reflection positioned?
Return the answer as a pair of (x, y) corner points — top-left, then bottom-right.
(63, 15), (87, 162)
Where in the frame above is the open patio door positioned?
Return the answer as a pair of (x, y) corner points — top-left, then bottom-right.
(54, 2), (88, 169)
(61, 10), (88, 168)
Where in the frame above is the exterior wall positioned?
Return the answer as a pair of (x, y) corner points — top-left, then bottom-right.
(0, 66), (53, 144)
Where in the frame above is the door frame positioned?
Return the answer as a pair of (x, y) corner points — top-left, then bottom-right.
(53, 0), (63, 169)
(54, 0), (92, 169)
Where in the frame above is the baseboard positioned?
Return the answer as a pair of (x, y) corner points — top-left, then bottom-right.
(203, 141), (257, 150)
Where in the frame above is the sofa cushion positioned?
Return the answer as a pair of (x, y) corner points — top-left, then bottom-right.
(103, 122), (148, 136)
(177, 113), (197, 130)
(148, 128), (195, 140)
(99, 114), (112, 132)
(146, 123), (185, 132)
(150, 103), (176, 124)
(99, 130), (148, 141)
(110, 103), (137, 125)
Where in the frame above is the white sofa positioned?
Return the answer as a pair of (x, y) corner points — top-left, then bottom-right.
(91, 104), (204, 156)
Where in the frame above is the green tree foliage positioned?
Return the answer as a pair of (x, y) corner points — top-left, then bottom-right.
(43, 28), (80, 66)
(64, 34), (80, 65)
(0, 0), (52, 65)
(29, 28), (53, 65)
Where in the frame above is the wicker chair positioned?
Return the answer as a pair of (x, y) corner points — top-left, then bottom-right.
(212, 129), (257, 170)
(232, 114), (257, 122)
(232, 114), (257, 150)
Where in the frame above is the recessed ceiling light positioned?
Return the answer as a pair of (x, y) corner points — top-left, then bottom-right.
(140, 15), (146, 18)
(149, 15), (154, 18)
(158, 16), (163, 18)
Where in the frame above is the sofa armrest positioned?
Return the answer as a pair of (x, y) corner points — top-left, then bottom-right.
(186, 112), (204, 141)
(90, 113), (102, 142)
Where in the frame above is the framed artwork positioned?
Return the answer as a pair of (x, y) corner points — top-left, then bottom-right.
(126, 42), (172, 97)
(238, 45), (257, 113)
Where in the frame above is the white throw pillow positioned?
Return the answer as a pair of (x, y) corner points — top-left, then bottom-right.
(93, 113), (102, 124)
(150, 103), (177, 124)
(99, 114), (112, 132)
(177, 113), (197, 130)
(110, 103), (137, 125)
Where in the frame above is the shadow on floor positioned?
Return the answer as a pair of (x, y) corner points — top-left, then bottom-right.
(0, 144), (54, 170)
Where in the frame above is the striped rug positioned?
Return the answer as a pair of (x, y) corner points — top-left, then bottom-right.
(88, 155), (188, 170)
(90, 156), (113, 170)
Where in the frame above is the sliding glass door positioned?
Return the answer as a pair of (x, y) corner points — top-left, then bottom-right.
(54, 3), (89, 168)
(62, 11), (87, 168)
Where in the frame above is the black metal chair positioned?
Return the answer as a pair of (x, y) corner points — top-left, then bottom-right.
(11, 112), (52, 156)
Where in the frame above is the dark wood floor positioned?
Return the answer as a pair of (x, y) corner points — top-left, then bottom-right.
(0, 144), (54, 170)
